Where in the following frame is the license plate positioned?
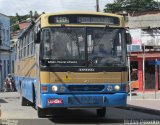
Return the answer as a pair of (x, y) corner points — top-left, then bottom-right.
(48, 98), (62, 104)
(68, 96), (103, 105)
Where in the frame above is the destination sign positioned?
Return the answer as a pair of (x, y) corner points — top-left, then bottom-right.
(48, 14), (120, 25)
(77, 17), (116, 24)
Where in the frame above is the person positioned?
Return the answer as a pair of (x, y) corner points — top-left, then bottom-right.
(4, 74), (15, 92)
(131, 69), (138, 81)
(88, 43), (109, 66)
(98, 44), (108, 55)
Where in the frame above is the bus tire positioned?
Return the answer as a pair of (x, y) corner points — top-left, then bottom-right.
(37, 107), (46, 118)
(96, 107), (106, 118)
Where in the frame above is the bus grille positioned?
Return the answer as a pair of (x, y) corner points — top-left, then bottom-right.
(68, 85), (105, 92)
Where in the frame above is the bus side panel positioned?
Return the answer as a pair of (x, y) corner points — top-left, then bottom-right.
(15, 75), (37, 105)
(19, 76), (36, 103)
(14, 75), (20, 92)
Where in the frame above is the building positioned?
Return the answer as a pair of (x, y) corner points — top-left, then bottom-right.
(10, 20), (31, 70)
(9, 20), (31, 86)
(0, 13), (15, 91)
(126, 11), (160, 92)
(10, 20), (30, 45)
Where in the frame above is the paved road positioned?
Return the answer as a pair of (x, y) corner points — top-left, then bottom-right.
(0, 92), (160, 125)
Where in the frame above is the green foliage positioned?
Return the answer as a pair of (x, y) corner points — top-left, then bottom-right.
(104, 0), (159, 13)
(16, 13), (21, 22)
(34, 11), (39, 19)
(10, 11), (40, 32)
(29, 11), (33, 18)
(10, 16), (20, 32)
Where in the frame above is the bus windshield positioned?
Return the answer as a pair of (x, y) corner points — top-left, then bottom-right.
(41, 27), (126, 67)
(87, 28), (125, 66)
(41, 28), (86, 66)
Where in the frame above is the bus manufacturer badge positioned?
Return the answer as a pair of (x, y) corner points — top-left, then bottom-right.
(79, 68), (95, 72)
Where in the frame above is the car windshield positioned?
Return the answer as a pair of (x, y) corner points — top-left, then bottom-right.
(41, 27), (126, 67)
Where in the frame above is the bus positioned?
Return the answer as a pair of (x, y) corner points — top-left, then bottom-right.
(15, 12), (130, 118)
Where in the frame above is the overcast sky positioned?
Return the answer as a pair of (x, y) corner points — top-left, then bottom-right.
(0, 0), (114, 16)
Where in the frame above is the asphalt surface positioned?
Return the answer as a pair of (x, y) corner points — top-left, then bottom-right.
(0, 92), (160, 125)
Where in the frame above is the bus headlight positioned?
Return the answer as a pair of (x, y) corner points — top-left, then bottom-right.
(114, 85), (120, 91)
(52, 85), (58, 92)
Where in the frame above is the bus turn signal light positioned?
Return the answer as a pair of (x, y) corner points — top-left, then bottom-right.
(42, 86), (48, 91)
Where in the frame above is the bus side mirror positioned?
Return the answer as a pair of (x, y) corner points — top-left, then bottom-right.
(34, 31), (40, 44)
(126, 32), (131, 44)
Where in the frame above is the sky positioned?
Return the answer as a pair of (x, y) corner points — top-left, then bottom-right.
(0, 0), (114, 16)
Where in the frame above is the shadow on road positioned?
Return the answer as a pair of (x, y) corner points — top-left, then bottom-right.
(0, 99), (8, 103)
(47, 109), (124, 124)
(47, 107), (160, 124)
(120, 105), (160, 116)
(49, 118), (123, 124)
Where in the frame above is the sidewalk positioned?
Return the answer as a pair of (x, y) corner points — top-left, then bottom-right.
(125, 98), (160, 115)
(120, 91), (160, 115)
(128, 91), (160, 100)
(127, 99), (160, 110)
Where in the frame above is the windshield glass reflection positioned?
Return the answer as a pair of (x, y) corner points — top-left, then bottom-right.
(41, 28), (86, 66)
(87, 28), (125, 66)
(41, 27), (125, 67)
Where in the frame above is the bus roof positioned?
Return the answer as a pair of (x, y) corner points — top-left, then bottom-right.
(40, 11), (123, 18)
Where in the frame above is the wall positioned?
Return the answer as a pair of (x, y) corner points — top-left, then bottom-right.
(129, 28), (160, 91)
(0, 13), (11, 90)
(129, 28), (160, 46)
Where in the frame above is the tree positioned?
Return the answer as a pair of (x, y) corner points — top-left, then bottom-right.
(29, 10), (33, 18)
(10, 16), (20, 32)
(34, 11), (39, 19)
(16, 13), (21, 22)
(104, 0), (159, 13)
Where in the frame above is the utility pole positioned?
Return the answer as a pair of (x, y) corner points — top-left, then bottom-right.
(157, 0), (160, 10)
(142, 44), (145, 99)
(96, 0), (100, 12)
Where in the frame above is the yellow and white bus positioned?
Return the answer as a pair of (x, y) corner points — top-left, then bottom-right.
(15, 12), (130, 118)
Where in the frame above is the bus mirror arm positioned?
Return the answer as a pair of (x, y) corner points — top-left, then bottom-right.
(34, 31), (41, 44)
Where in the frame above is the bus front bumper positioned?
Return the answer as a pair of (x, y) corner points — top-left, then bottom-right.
(40, 93), (127, 108)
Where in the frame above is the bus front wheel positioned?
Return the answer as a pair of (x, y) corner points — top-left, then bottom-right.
(96, 108), (106, 118)
(37, 107), (46, 118)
